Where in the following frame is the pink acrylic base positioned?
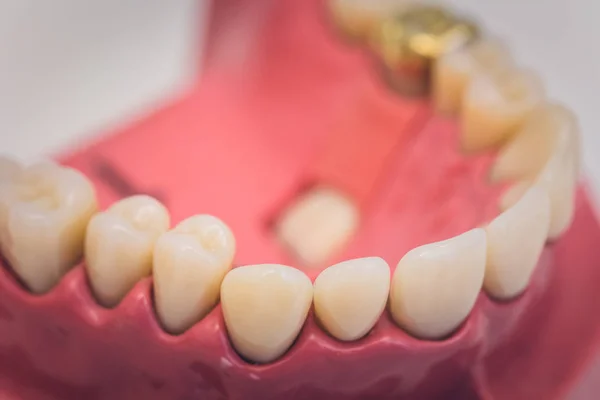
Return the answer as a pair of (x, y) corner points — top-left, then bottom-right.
(1, 0), (600, 398)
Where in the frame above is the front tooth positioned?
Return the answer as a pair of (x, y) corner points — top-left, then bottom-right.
(0, 155), (22, 183)
(153, 215), (236, 334)
(314, 257), (390, 341)
(0, 162), (97, 294)
(434, 38), (513, 115)
(485, 186), (550, 299)
(461, 67), (545, 152)
(490, 103), (577, 182)
(390, 229), (486, 339)
(85, 195), (169, 307)
(499, 180), (530, 211)
(221, 264), (313, 363)
(275, 187), (359, 268)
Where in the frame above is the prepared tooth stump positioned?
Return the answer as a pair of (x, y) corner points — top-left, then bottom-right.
(0, 0), (599, 399)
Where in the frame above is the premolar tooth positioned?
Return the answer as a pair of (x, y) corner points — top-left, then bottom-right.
(390, 229), (486, 339)
(153, 215), (236, 334)
(221, 264), (313, 363)
(434, 38), (513, 115)
(314, 257), (390, 341)
(461, 67), (545, 152)
(0, 162), (97, 293)
(275, 187), (359, 267)
(485, 186), (550, 299)
(85, 195), (169, 307)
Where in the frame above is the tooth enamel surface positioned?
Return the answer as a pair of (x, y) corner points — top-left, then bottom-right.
(0, 162), (97, 294)
(434, 38), (513, 115)
(329, 0), (408, 38)
(0, 156), (22, 183)
(221, 264), (313, 363)
(499, 181), (530, 211)
(390, 229), (486, 339)
(485, 186), (550, 299)
(490, 103), (576, 182)
(275, 187), (359, 268)
(314, 257), (390, 341)
(153, 215), (235, 334)
(85, 195), (169, 307)
(461, 68), (544, 152)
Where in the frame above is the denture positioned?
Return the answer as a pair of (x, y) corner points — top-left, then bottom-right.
(1, 0), (600, 399)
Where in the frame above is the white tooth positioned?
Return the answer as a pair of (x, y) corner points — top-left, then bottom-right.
(499, 181), (531, 211)
(461, 67), (545, 152)
(434, 38), (513, 115)
(275, 187), (359, 268)
(390, 228), (486, 339)
(485, 186), (550, 299)
(153, 215), (236, 334)
(0, 162), (97, 294)
(0, 155), (22, 183)
(221, 264), (313, 363)
(490, 103), (577, 182)
(314, 257), (390, 341)
(85, 195), (169, 307)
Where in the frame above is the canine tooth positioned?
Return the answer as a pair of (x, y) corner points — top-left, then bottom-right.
(85, 195), (169, 307)
(153, 215), (236, 334)
(275, 187), (359, 267)
(0, 162), (97, 293)
(0, 156), (22, 183)
(221, 264), (313, 363)
(485, 186), (550, 299)
(314, 257), (390, 341)
(390, 229), (486, 339)
(461, 68), (545, 152)
(434, 38), (513, 115)
(490, 103), (576, 182)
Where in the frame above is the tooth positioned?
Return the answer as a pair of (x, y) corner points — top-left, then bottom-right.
(85, 195), (169, 307)
(275, 187), (359, 267)
(434, 38), (513, 115)
(0, 155), (22, 183)
(499, 181), (531, 211)
(221, 264), (313, 363)
(390, 228), (486, 339)
(0, 162), (97, 294)
(328, 0), (409, 39)
(314, 257), (389, 341)
(153, 215), (236, 334)
(461, 67), (545, 152)
(490, 103), (576, 182)
(485, 186), (550, 299)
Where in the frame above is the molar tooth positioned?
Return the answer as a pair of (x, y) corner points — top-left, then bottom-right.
(485, 186), (550, 299)
(153, 215), (236, 334)
(275, 187), (359, 268)
(85, 195), (169, 307)
(221, 264), (313, 363)
(314, 257), (390, 341)
(390, 229), (486, 339)
(0, 162), (97, 293)
(434, 38), (513, 115)
(461, 68), (545, 152)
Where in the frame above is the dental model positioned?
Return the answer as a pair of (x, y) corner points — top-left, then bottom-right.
(0, 0), (598, 399)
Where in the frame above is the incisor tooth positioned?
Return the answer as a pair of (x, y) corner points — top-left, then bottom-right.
(461, 68), (544, 152)
(390, 229), (486, 339)
(485, 186), (550, 299)
(314, 257), (390, 341)
(85, 195), (169, 307)
(153, 215), (235, 334)
(490, 103), (577, 182)
(221, 264), (312, 363)
(0, 162), (97, 294)
(275, 187), (359, 268)
(434, 38), (513, 115)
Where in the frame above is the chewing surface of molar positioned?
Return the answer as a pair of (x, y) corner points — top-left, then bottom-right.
(221, 264), (313, 363)
(485, 185), (550, 299)
(275, 187), (359, 268)
(328, 0), (410, 39)
(0, 161), (97, 294)
(434, 38), (513, 115)
(390, 228), (486, 339)
(314, 257), (390, 341)
(461, 67), (545, 152)
(85, 195), (169, 308)
(153, 215), (235, 334)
